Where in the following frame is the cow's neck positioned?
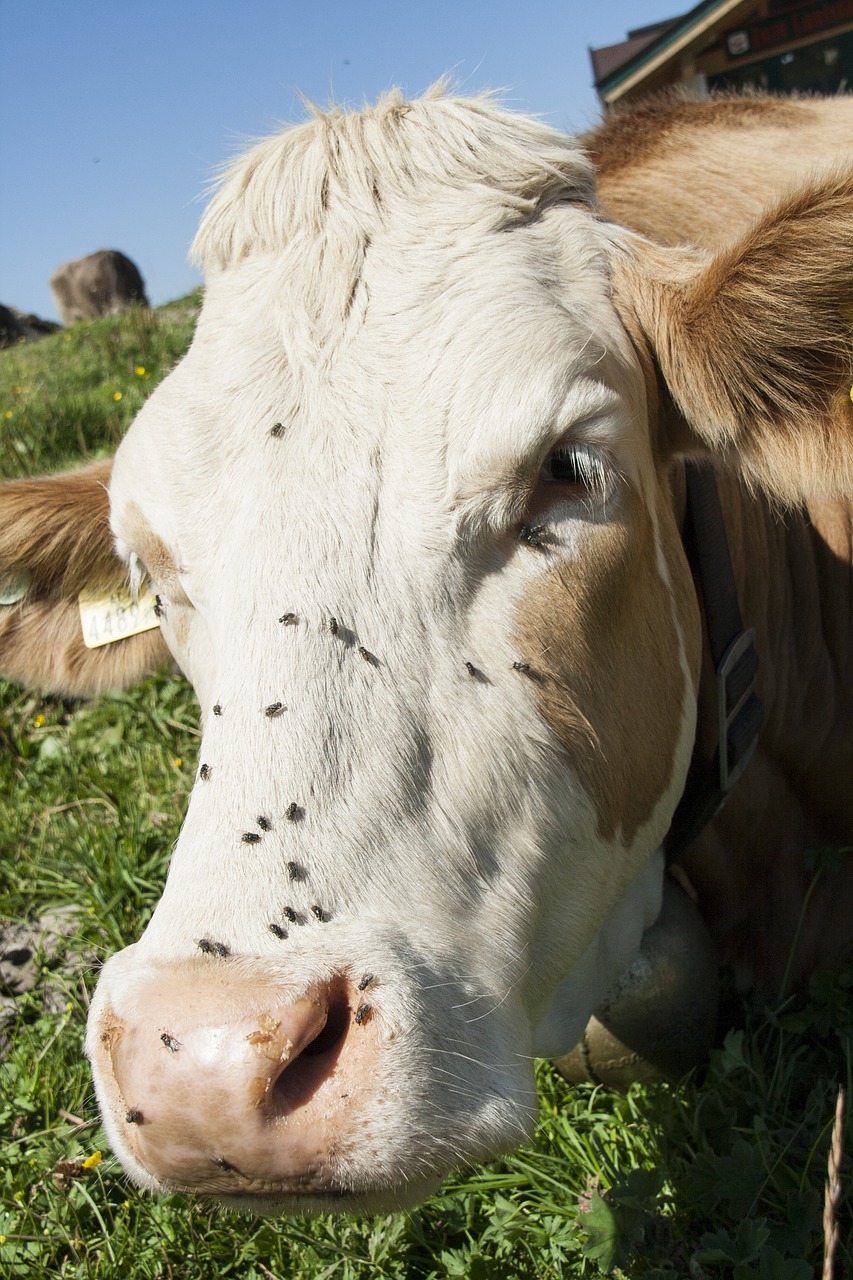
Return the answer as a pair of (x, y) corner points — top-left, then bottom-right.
(676, 464), (853, 994)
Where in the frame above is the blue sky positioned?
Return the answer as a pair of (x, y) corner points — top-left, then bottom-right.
(1, 1), (678, 321)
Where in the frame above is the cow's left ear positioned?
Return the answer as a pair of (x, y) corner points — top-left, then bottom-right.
(612, 170), (853, 503)
(0, 460), (170, 696)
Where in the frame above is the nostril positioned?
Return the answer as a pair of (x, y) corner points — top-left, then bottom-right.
(270, 990), (351, 1113)
(301, 992), (350, 1058)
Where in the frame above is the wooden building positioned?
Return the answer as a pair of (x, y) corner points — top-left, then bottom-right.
(591, 0), (853, 106)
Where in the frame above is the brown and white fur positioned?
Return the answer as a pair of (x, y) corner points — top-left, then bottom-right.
(0, 87), (851, 1212)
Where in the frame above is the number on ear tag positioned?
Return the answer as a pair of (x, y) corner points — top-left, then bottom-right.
(78, 584), (160, 649)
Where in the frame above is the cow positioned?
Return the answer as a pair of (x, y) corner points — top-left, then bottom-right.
(49, 249), (149, 324)
(1, 86), (852, 1213)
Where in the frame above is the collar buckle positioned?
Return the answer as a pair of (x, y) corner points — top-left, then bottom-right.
(716, 628), (761, 794)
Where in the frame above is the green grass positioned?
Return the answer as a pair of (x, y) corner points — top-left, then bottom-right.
(0, 296), (201, 477)
(0, 303), (850, 1278)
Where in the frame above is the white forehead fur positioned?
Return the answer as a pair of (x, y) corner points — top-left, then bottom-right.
(192, 83), (597, 272)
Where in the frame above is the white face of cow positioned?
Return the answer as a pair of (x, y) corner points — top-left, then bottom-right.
(88, 92), (700, 1212)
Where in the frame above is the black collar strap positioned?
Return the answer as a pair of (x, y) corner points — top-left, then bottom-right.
(661, 461), (763, 867)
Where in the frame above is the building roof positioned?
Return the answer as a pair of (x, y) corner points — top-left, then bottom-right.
(590, 20), (679, 85)
(592, 0), (756, 103)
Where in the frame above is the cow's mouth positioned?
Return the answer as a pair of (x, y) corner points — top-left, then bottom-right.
(206, 1175), (444, 1217)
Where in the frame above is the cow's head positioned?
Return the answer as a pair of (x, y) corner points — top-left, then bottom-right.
(3, 89), (853, 1212)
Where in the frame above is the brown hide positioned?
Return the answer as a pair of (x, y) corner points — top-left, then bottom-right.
(589, 94), (853, 996)
(587, 91), (853, 250)
(680, 468), (853, 998)
(50, 250), (149, 325)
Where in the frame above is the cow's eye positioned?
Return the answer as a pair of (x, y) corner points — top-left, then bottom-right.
(540, 443), (608, 493)
(525, 442), (612, 523)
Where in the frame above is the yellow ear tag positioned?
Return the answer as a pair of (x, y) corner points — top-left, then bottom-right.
(78, 583), (160, 649)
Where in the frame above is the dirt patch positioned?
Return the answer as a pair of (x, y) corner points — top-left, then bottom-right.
(0, 908), (93, 1056)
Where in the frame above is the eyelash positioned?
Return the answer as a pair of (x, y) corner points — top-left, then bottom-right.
(540, 443), (610, 496)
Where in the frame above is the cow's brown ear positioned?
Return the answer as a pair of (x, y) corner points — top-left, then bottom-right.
(613, 170), (853, 504)
(0, 460), (170, 696)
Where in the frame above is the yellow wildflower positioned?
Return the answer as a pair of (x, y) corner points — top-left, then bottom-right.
(81, 1152), (102, 1169)
(3, 410), (12, 419)
(113, 392), (123, 401)
(135, 365), (146, 376)
(173, 757), (182, 768)
(34, 713), (45, 727)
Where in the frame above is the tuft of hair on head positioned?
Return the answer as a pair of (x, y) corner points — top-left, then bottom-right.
(190, 83), (598, 371)
(191, 82), (596, 276)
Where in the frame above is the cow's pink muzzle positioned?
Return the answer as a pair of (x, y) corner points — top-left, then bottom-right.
(90, 960), (382, 1195)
